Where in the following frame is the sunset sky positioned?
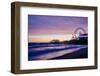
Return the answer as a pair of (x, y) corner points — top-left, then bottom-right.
(28, 15), (88, 43)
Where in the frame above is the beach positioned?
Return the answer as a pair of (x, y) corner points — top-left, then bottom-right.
(28, 43), (88, 60)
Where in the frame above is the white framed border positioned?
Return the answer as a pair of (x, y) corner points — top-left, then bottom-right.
(20, 6), (95, 70)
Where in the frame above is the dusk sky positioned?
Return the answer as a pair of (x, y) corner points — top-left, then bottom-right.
(28, 15), (88, 42)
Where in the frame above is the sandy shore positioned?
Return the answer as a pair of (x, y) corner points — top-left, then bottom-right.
(50, 48), (88, 60)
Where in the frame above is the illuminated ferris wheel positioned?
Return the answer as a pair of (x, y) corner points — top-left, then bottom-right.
(72, 27), (86, 39)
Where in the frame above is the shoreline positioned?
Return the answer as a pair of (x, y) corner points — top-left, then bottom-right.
(50, 48), (88, 60)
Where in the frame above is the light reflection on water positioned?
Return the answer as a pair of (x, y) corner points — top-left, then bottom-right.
(29, 44), (87, 51)
(28, 44), (87, 60)
(34, 46), (87, 60)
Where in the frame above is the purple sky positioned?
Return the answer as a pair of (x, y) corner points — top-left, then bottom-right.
(28, 15), (88, 42)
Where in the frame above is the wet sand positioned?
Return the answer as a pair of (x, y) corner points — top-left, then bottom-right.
(50, 48), (88, 60)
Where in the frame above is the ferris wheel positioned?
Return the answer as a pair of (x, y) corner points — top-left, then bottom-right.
(74, 27), (86, 35)
(72, 27), (86, 39)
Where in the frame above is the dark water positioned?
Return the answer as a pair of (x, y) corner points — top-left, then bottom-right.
(28, 43), (88, 61)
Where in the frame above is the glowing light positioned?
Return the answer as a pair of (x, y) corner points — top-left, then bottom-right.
(29, 34), (72, 42)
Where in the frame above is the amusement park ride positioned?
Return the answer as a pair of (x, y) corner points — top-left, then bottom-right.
(72, 27), (86, 40)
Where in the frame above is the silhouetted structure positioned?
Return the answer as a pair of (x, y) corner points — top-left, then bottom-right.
(50, 39), (60, 43)
(78, 34), (88, 40)
(68, 33), (88, 45)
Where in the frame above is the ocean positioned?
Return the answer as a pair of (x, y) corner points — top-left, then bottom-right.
(28, 43), (88, 60)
